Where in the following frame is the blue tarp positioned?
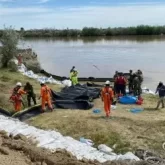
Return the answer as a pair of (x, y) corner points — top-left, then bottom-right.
(119, 96), (137, 104)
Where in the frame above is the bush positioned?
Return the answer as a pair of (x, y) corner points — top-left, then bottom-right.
(0, 26), (19, 67)
(25, 60), (41, 73)
(7, 59), (18, 72)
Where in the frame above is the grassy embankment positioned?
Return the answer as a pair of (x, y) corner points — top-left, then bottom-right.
(0, 68), (165, 156)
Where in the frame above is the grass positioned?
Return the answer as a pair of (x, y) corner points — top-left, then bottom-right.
(0, 68), (165, 156)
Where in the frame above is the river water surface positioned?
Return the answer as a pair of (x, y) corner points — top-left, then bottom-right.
(21, 36), (165, 90)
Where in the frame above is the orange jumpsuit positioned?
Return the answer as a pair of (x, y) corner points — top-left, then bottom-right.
(14, 89), (26, 112)
(40, 85), (53, 111)
(101, 87), (114, 117)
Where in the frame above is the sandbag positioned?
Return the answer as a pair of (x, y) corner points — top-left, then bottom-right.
(119, 96), (137, 104)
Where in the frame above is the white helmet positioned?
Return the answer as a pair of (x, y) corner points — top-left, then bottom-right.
(105, 80), (110, 85)
(40, 81), (45, 85)
(16, 82), (22, 87)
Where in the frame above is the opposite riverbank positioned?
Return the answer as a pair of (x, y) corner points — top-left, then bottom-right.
(1, 25), (165, 38)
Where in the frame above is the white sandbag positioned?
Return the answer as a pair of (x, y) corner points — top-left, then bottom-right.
(18, 64), (62, 85)
(98, 144), (115, 155)
(62, 80), (72, 87)
(18, 64), (27, 73)
(0, 115), (140, 163)
(118, 152), (140, 161)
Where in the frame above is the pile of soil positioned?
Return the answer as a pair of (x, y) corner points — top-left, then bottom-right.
(0, 131), (150, 165)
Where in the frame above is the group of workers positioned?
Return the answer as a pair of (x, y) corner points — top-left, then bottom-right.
(114, 70), (143, 97)
(9, 82), (53, 112)
(9, 66), (165, 118)
(101, 69), (144, 118)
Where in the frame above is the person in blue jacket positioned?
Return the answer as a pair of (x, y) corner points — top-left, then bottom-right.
(155, 82), (165, 109)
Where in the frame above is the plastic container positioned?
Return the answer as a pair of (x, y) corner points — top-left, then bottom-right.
(119, 96), (137, 104)
(93, 109), (101, 114)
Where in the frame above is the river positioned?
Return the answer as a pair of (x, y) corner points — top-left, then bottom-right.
(20, 36), (165, 90)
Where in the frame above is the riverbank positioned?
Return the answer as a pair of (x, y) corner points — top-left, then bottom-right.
(0, 68), (165, 160)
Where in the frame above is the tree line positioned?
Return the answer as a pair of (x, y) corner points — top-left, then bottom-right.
(1, 25), (165, 38)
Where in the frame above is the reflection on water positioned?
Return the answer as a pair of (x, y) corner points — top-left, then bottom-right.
(20, 36), (165, 90)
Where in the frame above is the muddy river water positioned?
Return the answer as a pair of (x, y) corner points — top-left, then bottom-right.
(21, 36), (165, 90)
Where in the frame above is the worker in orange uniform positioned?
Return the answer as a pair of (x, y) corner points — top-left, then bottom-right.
(101, 81), (114, 118)
(10, 82), (26, 112)
(39, 82), (53, 112)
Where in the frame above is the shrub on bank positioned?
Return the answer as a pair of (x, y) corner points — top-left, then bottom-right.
(7, 59), (18, 72)
(1, 26), (19, 68)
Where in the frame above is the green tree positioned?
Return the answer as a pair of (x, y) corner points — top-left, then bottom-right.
(1, 26), (19, 67)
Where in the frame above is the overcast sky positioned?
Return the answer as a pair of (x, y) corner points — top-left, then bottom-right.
(1, 0), (165, 29)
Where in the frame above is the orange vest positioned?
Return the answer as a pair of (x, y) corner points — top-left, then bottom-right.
(41, 85), (51, 98)
(101, 87), (114, 102)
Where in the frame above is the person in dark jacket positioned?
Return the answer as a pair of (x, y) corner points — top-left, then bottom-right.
(113, 71), (118, 95)
(24, 82), (36, 107)
(128, 70), (133, 93)
(132, 74), (141, 96)
(155, 82), (165, 109)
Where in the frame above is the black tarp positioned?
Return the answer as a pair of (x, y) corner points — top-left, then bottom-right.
(40, 69), (129, 82)
(12, 100), (94, 121)
(52, 84), (101, 101)
(55, 100), (93, 110)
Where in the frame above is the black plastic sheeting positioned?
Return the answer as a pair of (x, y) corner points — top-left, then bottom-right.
(55, 100), (93, 110)
(0, 108), (11, 117)
(14, 100), (93, 121)
(13, 105), (43, 121)
(40, 69), (129, 82)
(52, 84), (101, 101)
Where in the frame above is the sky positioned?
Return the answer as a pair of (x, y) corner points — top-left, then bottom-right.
(0, 0), (165, 29)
